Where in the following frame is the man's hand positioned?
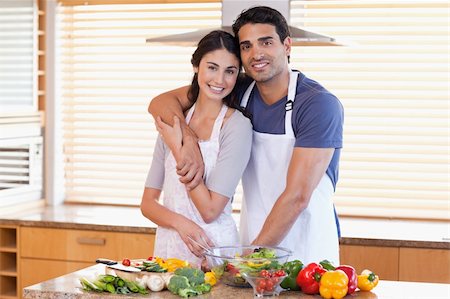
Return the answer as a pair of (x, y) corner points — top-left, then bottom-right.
(156, 116), (183, 160)
(177, 128), (204, 190)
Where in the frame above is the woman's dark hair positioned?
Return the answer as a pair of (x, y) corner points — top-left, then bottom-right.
(188, 30), (244, 113)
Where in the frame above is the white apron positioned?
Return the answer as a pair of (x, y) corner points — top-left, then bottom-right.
(154, 103), (239, 267)
(239, 70), (340, 265)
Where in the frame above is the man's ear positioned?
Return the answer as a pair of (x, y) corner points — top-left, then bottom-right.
(284, 36), (292, 57)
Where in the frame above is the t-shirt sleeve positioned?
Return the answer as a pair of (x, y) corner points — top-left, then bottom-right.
(205, 111), (253, 199)
(294, 93), (344, 149)
(144, 134), (166, 189)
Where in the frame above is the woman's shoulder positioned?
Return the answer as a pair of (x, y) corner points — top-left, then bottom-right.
(222, 109), (252, 135)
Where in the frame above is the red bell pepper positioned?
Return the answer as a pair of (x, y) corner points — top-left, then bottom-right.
(335, 265), (357, 294)
(296, 262), (326, 294)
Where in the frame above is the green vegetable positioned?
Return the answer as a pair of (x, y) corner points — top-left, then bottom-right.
(167, 268), (212, 298)
(245, 247), (276, 259)
(174, 267), (205, 286)
(168, 275), (191, 294)
(80, 277), (102, 292)
(280, 260), (303, 291)
(320, 260), (336, 271)
(105, 282), (115, 294)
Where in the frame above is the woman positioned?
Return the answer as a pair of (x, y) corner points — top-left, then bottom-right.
(140, 30), (252, 268)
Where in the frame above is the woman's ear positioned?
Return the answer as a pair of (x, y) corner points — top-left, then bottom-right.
(193, 66), (199, 73)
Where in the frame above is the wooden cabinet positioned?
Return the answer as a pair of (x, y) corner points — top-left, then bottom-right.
(0, 225), (19, 299)
(399, 248), (450, 283)
(340, 245), (450, 283)
(340, 245), (399, 280)
(20, 227), (155, 289)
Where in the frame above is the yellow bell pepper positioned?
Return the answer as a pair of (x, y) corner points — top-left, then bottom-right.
(154, 257), (189, 272)
(205, 271), (217, 286)
(357, 269), (379, 291)
(319, 270), (349, 299)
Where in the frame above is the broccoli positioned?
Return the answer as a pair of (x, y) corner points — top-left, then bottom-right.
(168, 275), (190, 295)
(178, 288), (199, 298)
(168, 269), (212, 298)
(174, 267), (205, 286)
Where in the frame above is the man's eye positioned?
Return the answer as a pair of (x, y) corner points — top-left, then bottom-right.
(241, 44), (250, 51)
(263, 40), (272, 46)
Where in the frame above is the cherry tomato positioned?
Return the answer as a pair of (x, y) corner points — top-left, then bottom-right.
(260, 270), (270, 278)
(122, 258), (131, 266)
(274, 269), (286, 277)
(147, 256), (153, 261)
(258, 278), (267, 289)
(265, 279), (275, 291)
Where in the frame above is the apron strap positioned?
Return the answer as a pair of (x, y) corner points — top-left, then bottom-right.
(240, 81), (256, 108)
(185, 103), (196, 124)
(284, 70), (299, 138)
(210, 104), (228, 140)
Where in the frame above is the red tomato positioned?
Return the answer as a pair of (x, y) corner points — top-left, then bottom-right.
(274, 269), (286, 277)
(257, 279), (267, 290)
(147, 256), (153, 261)
(265, 279), (275, 291)
(122, 258), (131, 266)
(260, 270), (270, 278)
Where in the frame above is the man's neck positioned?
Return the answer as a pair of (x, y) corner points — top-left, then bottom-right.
(255, 69), (290, 105)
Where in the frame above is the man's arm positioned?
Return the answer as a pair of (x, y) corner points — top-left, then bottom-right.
(149, 86), (204, 189)
(251, 147), (334, 246)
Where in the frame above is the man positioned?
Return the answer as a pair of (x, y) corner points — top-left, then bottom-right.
(149, 6), (343, 264)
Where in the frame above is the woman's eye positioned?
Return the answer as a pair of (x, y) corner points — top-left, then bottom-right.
(208, 66), (217, 71)
(226, 70), (235, 75)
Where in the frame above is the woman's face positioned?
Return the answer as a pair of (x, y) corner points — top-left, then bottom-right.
(195, 48), (240, 101)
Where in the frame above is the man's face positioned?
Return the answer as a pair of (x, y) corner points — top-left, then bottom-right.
(237, 23), (291, 83)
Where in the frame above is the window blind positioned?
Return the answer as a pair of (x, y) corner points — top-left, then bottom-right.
(0, 0), (36, 113)
(59, 1), (221, 205)
(290, 0), (449, 220)
(59, 0), (449, 220)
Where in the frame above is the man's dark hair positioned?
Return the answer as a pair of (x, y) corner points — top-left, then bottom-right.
(232, 6), (291, 43)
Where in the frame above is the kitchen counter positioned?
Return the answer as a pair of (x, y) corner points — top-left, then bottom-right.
(23, 264), (450, 299)
(0, 204), (448, 249)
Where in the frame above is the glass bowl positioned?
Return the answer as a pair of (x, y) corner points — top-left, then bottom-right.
(242, 270), (288, 297)
(204, 245), (291, 287)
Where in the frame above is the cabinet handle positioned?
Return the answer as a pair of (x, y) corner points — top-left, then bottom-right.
(77, 237), (106, 246)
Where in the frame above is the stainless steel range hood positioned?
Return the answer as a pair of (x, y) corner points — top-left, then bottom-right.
(146, 0), (340, 46)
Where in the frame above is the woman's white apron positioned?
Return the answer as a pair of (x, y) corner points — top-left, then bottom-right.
(239, 71), (339, 265)
(154, 103), (239, 267)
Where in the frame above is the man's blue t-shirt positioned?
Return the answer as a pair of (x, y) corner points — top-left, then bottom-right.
(239, 72), (344, 190)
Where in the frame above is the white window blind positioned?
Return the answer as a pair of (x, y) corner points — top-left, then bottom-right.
(0, 0), (37, 113)
(290, 0), (449, 220)
(59, 0), (449, 220)
(58, 1), (221, 205)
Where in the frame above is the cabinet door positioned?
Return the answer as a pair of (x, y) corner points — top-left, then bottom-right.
(340, 245), (399, 280)
(20, 259), (91, 288)
(21, 227), (155, 262)
(399, 248), (450, 283)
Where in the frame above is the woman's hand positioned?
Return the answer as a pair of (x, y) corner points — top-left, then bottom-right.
(174, 216), (214, 257)
(156, 116), (183, 159)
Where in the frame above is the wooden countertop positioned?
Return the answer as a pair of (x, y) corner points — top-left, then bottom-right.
(23, 264), (450, 299)
(1, 204), (449, 249)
